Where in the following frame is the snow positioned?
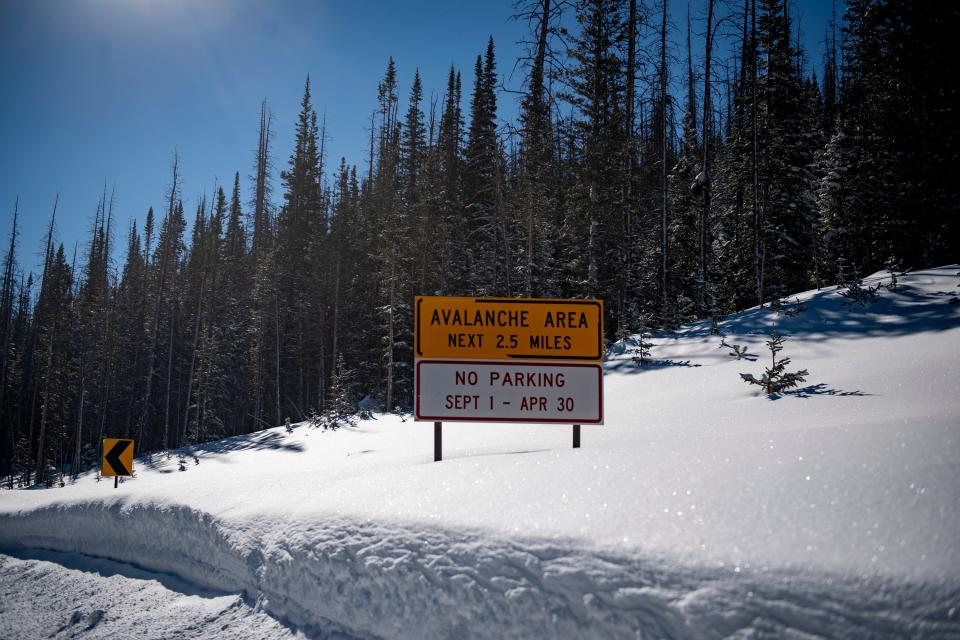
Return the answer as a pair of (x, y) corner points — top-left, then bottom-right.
(0, 550), (303, 639)
(2, 266), (960, 637)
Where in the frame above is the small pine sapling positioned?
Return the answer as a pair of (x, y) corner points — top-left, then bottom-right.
(729, 344), (750, 360)
(43, 462), (60, 488)
(616, 322), (631, 347)
(885, 256), (901, 291)
(785, 297), (807, 317)
(13, 437), (32, 487)
(710, 314), (721, 336)
(740, 325), (809, 394)
(838, 276), (880, 310)
(321, 354), (358, 429)
(631, 320), (654, 367)
(836, 256), (852, 289)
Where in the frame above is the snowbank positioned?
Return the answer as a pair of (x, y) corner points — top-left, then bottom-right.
(2, 266), (959, 637)
(3, 500), (956, 638)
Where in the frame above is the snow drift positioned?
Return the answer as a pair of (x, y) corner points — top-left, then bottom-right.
(2, 266), (959, 638)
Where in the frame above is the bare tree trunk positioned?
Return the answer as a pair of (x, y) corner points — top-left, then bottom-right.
(252, 333), (263, 430)
(138, 155), (179, 454)
(253, 103), (273, 263)
(0, 198), (19, 422)
(297, 315), (305, 416)
(95, 192), (116, 448)
(97, 379), (111, 443)
(73, 385), (85, 479)
(619, 0), (637, 335)
(26, 384), (37, 486)
(162, 282), (176, 451)
(317, 316), (326, 414)
(699, 0), (716, 315)
(751, 0), (762, 306)
(525, 0), (551, 298)
(31, 197), (59, 483)
(496, 156), (511, 297)
(368, 111), (377, 182)
(95, 260), (116, 456)
(658, 0), (669, 310)
(330, 257), (340, 381)
(385, 258), (395, 411)
(34, 322), (54, 482)
(274, 295), (281, 428)
(182, 275), (204, 445)
(197, 323), (214, 444)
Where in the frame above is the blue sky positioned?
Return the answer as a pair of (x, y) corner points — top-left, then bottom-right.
(0, 0), (835, 279)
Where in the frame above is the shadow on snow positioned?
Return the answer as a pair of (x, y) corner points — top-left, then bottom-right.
(766, 383), (872, 401)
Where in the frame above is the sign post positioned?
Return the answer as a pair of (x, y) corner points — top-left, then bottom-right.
(414, 297), (603, 460)
(102, 438), (134, 488)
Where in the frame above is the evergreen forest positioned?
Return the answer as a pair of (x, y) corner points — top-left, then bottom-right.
(1, 0), (957, 485)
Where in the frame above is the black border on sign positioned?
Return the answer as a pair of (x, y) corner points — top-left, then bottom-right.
(414, 359), (603, 424)
(415, 297), (604, 361)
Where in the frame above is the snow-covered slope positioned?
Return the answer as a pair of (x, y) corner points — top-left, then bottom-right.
(2, 266), (959, 638)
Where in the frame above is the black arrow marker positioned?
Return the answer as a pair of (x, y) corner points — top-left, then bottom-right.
(105, 440), (131, 476)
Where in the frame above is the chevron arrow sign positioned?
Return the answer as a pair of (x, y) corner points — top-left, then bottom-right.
(101, 438), (134, 477)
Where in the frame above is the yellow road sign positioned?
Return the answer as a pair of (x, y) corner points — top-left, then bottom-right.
(415, 296), (603, 362)
(102, 438), (134, 477)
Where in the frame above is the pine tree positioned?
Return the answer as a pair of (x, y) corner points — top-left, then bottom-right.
(324, 352), (356, 427)
(668, 10), (702, 323)
(249, 103), (277, 431)
(0, 198), (19, 478)
(756, 0), (820, 302)
(564, 0), (629, 334)
(220, 173), (252, 435)
(275, 76), (327, 420)
(463, 39), (506, 295)
(815, 127), (852, 280)
(841, 1), (960, 272)
(402, 70), (435, 297)
(630, 318), (654, 367)
(517, 0), (558, 297)
(436, 66), (465, 294)
(136, 155), (183, 453)
(33, 243), (76, 483)
(740, 324), (808, 394)
(3, 0), (958, 479)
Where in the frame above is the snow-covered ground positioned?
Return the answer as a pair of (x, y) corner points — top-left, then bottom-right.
(2, 266), (959, 638)
(0, 549), (303, 639)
